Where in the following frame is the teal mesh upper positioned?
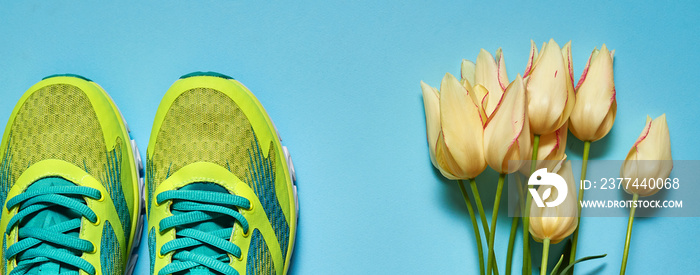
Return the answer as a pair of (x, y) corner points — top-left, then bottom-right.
(0, 140), (12, 215)
(149, 228), (155, 275)
(100, 221), (123, 275)
(246, 229), (275, 275)
(101, 139), (131, 242)
(245, 138), (290, 261)
(2, 235), (6, 275)
(147, 160), (155, 218)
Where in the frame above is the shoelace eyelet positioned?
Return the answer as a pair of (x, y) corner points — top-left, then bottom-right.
(88, 242), (97, 254)
(154, 198), (170, 208)
(96, 192), (105, 202)
(241, 229), (250, 238)
(90, 216), (101, 226)
(158, 250), (166, 259)
(245, 202), (254, 212)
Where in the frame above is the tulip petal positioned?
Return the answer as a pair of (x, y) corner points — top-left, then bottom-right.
(524, 40), (539, 78)
(637, 114), (673, 163)
(439, 72), (486, 179)
(569, 45), (616, 141)
(484, 75), (529, 173)
(421, 81), (441, 168)
(526, 39), (571, 135)
(496, 48), (509, 91)
(621, 115), (673, 196)
(435, 132), (458, 180)
(627, 116), (653, 161)
(472, 84), (489, 122)
(476, 49), (506, 117)
(592, 98), (616, 140)
(562, 41), (575, 92)
(537, 126), (562, 161)
(574, 47), (596, 91)
(555, 41), (576, 132)
(461, 59), (476, 88)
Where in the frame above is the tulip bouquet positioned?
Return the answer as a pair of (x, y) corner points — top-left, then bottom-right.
(420, 39), (672, 275)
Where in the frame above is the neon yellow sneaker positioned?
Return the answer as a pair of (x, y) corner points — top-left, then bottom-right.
(146, 72), (298, 275)
(0, 74), (144, 275)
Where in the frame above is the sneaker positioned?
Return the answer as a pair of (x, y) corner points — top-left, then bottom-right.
(0, 74), (145, 275)
(146, 72), (298, 275)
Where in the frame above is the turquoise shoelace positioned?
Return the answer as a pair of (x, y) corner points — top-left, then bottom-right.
(156, 189), (251, 275)
(5, 186), (101, 275)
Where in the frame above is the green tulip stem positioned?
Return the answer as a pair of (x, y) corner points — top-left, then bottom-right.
(505, 215), (518, 275)
(459, 180), (485, 275)
(506, 176), (525, 275)
(529, 135), (540, 174)
(507, 176), (526, 275)
(487, 174), (506, 275)
(470, 178), (499, 275)
(541, 238), (551, 275)
(569, 140), (591, 272)
(523, 134), (540, 275)
(620, 193), (639, 275)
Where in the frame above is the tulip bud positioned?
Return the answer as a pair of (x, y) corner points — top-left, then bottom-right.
(620, 115), (672, 196)
(484, 75), (531, 174)
(529, 160), (578, 244)
(569, 44), (617, 142)
(524, 39), (575, 135)
(421, 73), (487, 179)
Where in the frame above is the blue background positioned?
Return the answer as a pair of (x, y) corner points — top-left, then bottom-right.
(1, 1), (699, 274)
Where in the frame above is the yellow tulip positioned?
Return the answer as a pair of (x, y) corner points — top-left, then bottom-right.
(524, 39), (575, 135)
(529, 160), (578, 244)
(460, 48), (509, 117)
(421, 73), (487, 179)
(569, 44), (617, 142)
(483, 75), (530, 174)
(620, 114), (672, 196)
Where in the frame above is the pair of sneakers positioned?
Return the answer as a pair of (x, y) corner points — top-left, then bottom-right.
(0, 72), (298, 275)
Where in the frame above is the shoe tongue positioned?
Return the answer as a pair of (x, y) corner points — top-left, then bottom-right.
(176, 183), (233, 275)
(21, 177), (83, 275)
